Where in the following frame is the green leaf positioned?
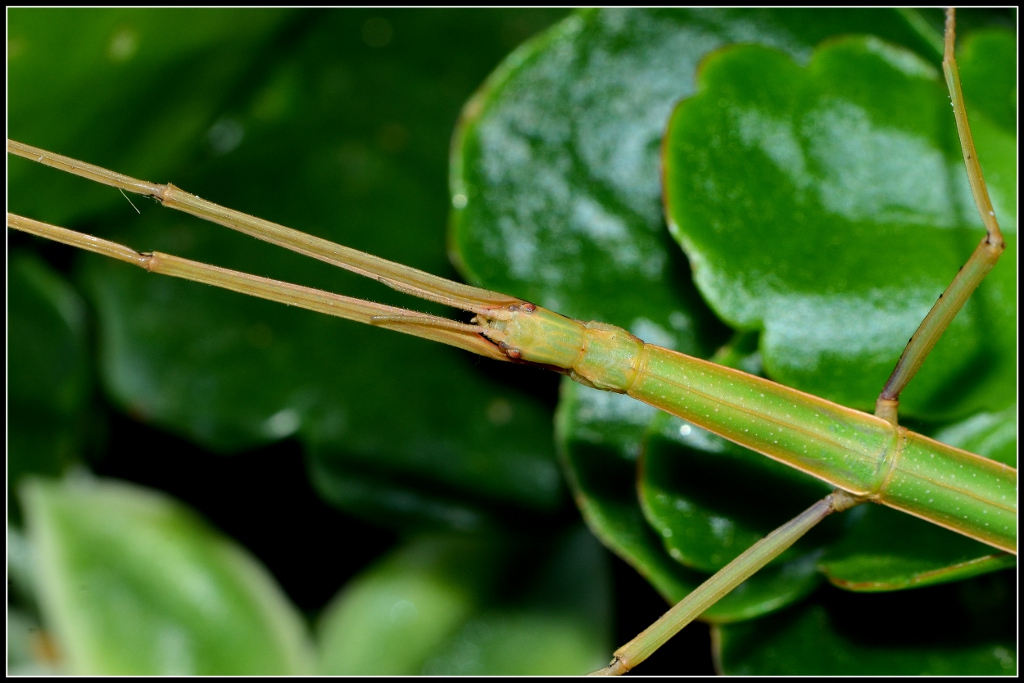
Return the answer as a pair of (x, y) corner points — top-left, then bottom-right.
(8, 605), (60, 675)
(22, 477), (314, 674)
(664, 35), (1016, 419)
(9, 8), (1016, 676)
(317, 535), (497, 674)
(317, 527), (611, 675)
(714, 571), (1016, 674)
(930, 404), (1018, 469)
(818, 505), (1016, 591)
(449, 8), (956, 346)
(637, 412), (830, 619)
(448, 6), (938, 589)
(557, 379), (817, 626)
(452, 7), (1016, 674)
(555, 381), (703, 604)
(8, 253), (92, 519)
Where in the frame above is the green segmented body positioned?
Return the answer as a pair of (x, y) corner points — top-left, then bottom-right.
(486, 305), (1017, 554)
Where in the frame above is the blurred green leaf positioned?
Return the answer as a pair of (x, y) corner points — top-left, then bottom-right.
(8, 253), (92, 519)
(8, 605), (59, 675)
(22, 477), (314, 674)
(317, 526), (610, 675)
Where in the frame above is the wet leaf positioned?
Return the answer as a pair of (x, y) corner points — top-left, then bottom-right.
(664, 35), (1016, 419)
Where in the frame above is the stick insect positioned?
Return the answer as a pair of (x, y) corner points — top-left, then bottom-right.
(7, 8), (1016, 675)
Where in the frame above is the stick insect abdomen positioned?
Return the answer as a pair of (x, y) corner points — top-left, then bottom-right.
(633, 344), (1017, 554)
(632, 344), (896, 492)
(493, 304), (1017, 554)
(885, 431), (1016, 553)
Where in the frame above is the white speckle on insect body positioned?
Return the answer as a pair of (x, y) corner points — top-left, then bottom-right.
(452, 193), (468, 209)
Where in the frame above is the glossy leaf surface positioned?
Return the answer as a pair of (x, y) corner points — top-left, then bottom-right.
(451, 9), (941, 350)
(451, 8), (1016, 673)
(664, 35), (1016, 419)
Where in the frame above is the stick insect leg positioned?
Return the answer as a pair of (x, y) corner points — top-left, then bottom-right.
(591, 490), (862, 676)
(6, 138), (516, 314)
(6, 213), (508, 361)
(874, 8), (1005, 425)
